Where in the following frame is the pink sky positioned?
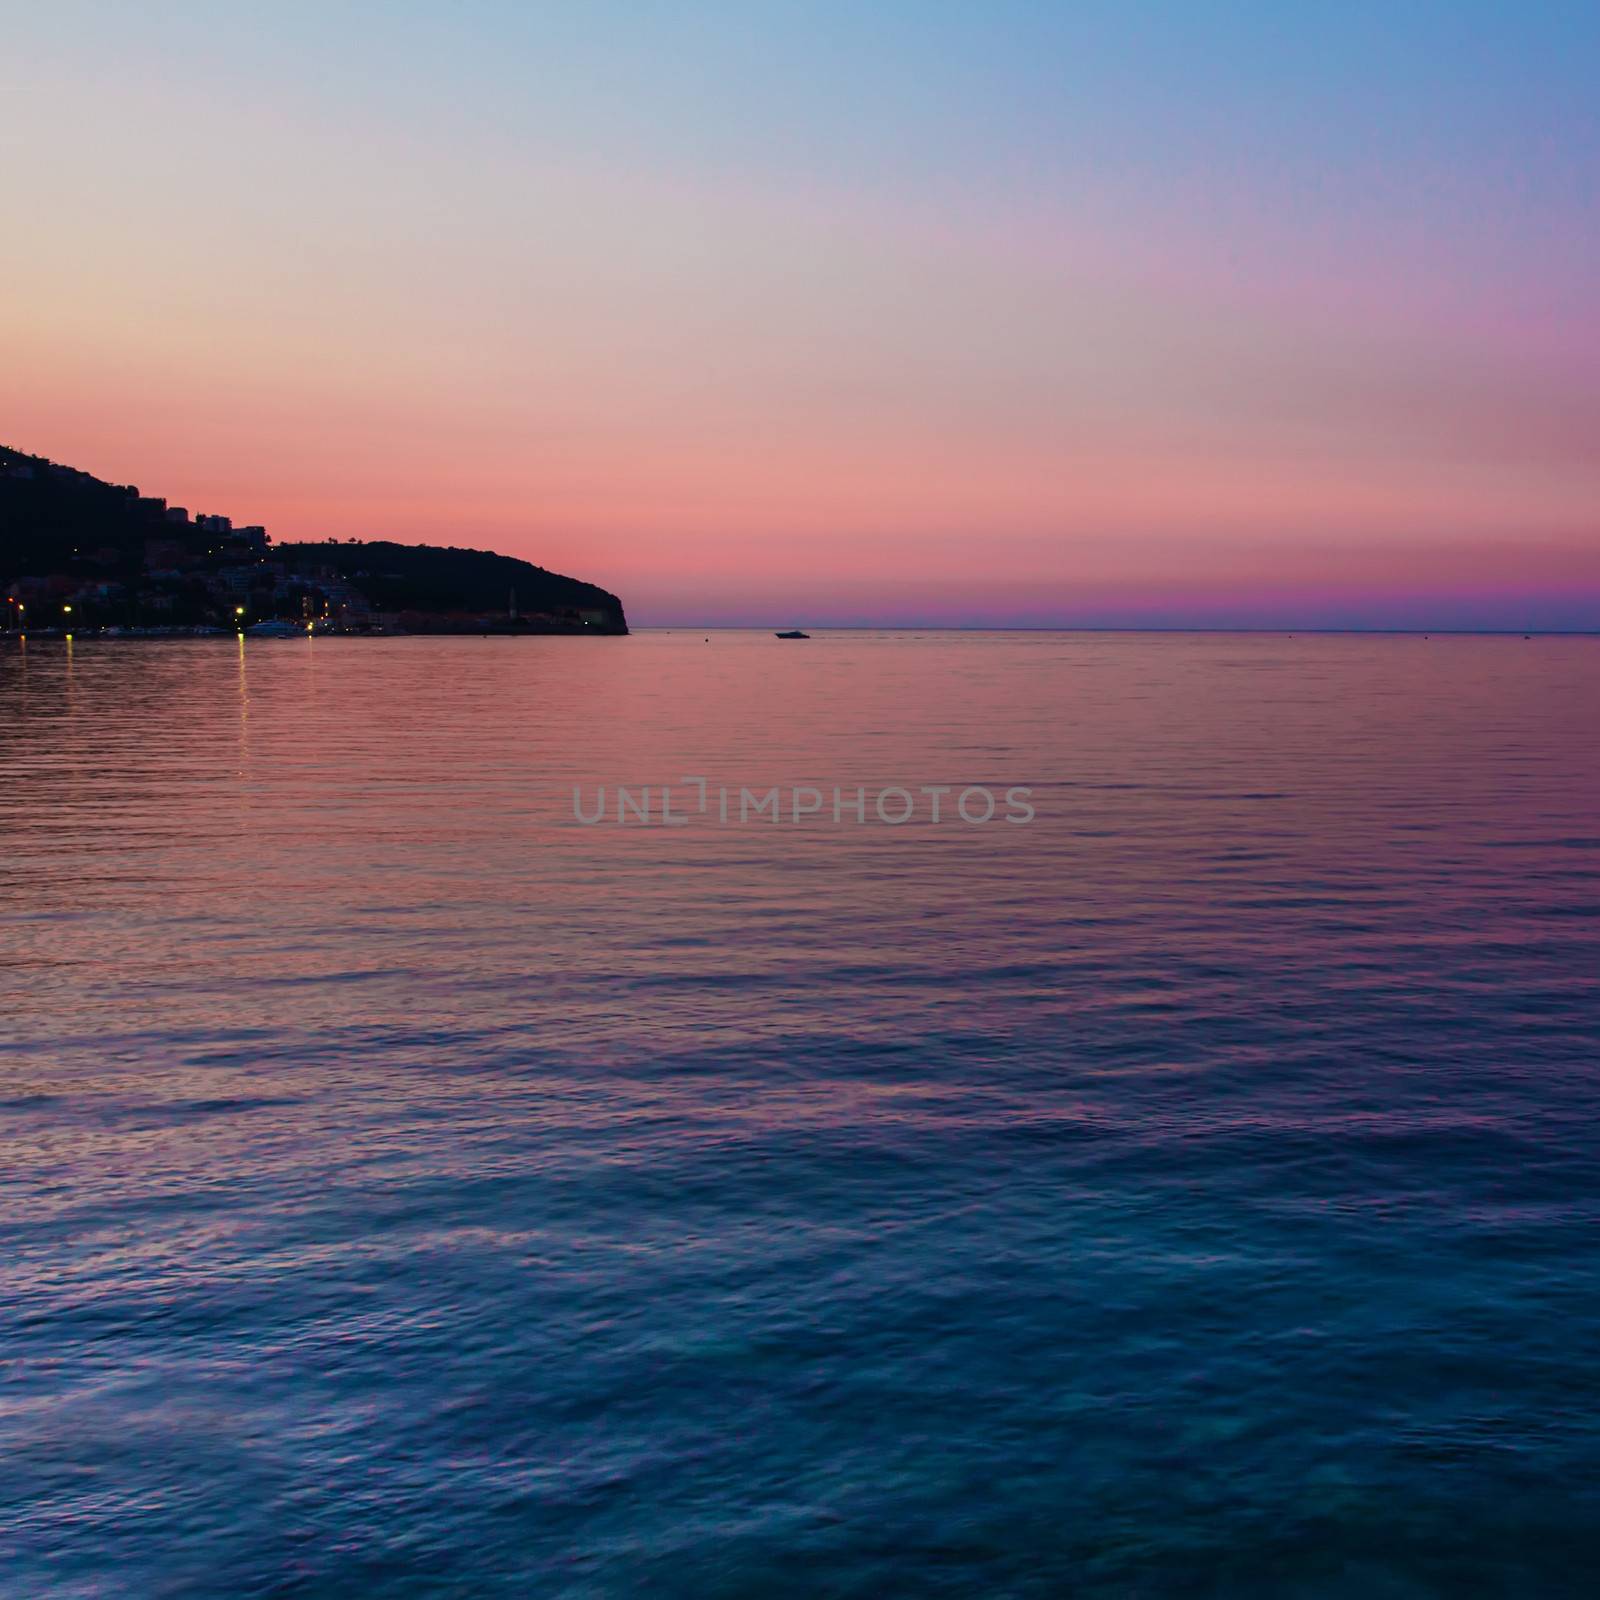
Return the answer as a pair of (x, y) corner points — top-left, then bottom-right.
(5, 3), (1598, 627)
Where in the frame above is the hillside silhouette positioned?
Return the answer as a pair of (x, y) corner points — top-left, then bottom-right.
(1, 444), (627, 634)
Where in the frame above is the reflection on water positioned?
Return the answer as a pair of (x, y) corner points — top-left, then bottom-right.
(3, 631), (1600, 1596)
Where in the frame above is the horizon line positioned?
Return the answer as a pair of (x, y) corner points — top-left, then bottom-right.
(635, 625), (1600, 637)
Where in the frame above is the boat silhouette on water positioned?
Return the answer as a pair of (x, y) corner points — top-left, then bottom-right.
(775, 629), (810, 639)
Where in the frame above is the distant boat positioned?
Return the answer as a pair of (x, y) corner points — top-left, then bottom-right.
(775, 629), (810, 639)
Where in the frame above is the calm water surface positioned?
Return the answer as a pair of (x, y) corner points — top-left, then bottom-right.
(3, 631), (1599, 1597)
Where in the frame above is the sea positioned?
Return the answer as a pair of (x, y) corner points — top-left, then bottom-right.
(3, 630), (1599, 1598)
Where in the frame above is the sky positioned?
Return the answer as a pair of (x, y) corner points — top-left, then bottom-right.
(3, 0), (1598, 627)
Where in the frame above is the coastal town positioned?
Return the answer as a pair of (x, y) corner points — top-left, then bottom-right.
(1, 444), (628, 636)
